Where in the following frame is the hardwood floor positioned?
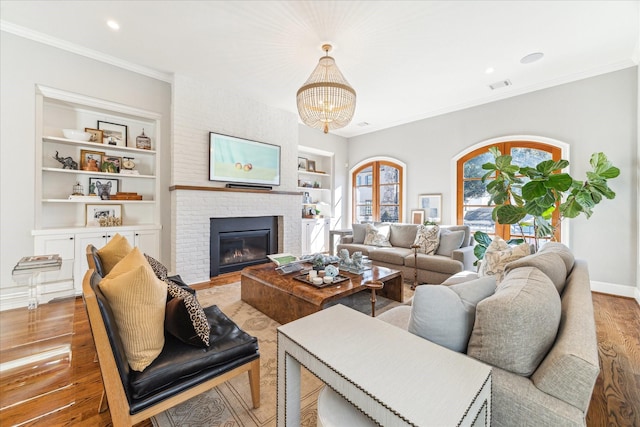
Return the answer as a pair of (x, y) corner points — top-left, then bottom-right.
(1, 274), (638, 426)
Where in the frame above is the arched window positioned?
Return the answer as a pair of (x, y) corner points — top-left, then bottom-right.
(457, 141), (561, 241)
(353, 160), (404, 223)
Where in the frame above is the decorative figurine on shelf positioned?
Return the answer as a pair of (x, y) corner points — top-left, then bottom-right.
(53, 151), (78, 170)
(72, 182), (84, 196)
(136, 129), (151, 150)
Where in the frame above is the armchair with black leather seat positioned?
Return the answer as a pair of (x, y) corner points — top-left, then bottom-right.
(83, 245), (260, 426)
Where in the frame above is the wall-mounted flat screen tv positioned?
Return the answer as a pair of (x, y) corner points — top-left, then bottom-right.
(209, 132), (281, 186)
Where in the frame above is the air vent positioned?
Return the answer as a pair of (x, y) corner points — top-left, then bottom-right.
(489, 80), (512, 90)
(357, 122), (370, 127)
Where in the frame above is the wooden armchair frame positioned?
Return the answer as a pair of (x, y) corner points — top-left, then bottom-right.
(82, 267), (260, 426)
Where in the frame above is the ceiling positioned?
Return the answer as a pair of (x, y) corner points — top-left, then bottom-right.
(1, 1), (638, 138)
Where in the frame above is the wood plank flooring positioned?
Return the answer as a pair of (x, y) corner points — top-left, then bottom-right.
(1, 273), (638, 426)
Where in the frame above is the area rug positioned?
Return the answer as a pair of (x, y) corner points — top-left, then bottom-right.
(152, 282), (412, 427)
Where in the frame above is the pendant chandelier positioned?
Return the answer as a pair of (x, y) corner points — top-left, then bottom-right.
(296, 44), (356, 134)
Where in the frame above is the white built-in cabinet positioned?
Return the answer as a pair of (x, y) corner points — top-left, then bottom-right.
(297, 146), (334, 218)
(33, 86), (162, 294)
(301, 218), (330, 255)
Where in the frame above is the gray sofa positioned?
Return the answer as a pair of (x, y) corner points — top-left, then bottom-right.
(336, 223), (476, 284)
(318, 242), (600, 426)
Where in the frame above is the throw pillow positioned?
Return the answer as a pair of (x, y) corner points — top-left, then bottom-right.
(97, 233), (133, 275)
(389, 224), (419, 248)
(478, 236), (530, 283)
(467, 266), (561, 376)
(408, 276), (496, 352)
(363, 223), (392, 247)
(351, 223), (368, 244)
(436, 229), (465, 257)
(538, 242), (575, 273)
(504, 251), (567, 294)
(99, 247), (167, 371)
(165, 282), (211, 347)
(412, 224), (440, 255)
(145, 254), (168, 281)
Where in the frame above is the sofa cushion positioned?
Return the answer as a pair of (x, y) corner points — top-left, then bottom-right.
(405, 253), (463, 275)
(352, 223), (368, 244)
(478, 236), (530, 283)
(145, 254), (168, 281)
(363, 223), (392, 247)
(413, 224), (440, 255)
(336, 243), (376, 257)
(538, 242), (575, 272)
(467, 266), (561, 376)
(505, 251), (567, 294)
(165, 282), (211, 347)
(441, 225), (472, 247)
(99, 247), (167, 371)
(441, 270), (479, 285)
(97, 233), (133, 274)
(389, 224), (418, 248)
(368, 247), (413, 265)
(408, 276), (496, 352)
(436, 228), (465, 257)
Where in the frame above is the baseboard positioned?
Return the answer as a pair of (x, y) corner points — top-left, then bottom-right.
(590, 280), (638, 300)
(635, 288), (640, 306)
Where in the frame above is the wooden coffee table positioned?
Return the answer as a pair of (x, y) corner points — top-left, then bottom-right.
(241, 263), (403, 324)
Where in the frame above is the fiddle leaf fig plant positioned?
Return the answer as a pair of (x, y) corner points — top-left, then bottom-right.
(479, 147), (620, 251)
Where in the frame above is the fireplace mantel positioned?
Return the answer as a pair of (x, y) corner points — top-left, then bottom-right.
(170, 185), (302, 196)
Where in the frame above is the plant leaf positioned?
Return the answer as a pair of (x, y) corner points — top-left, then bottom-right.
(546, 173), (573, 191)
(496, 205), (526, 224)
(473, 231), (493, 247)
(522, 180), (547, 199)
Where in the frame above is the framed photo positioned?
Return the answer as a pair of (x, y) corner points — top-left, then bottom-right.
(84, 128), (103, 144)
(80, 149), (104, 171)
(307, 160), (316, 172)
(410, 209), (425, 225)
(86, 204), (122, 227)
(101, 155), (122, 173)
(89, 177), (119, 199)
(418, 194), (442, 223)
(298, 157), (308, 170)
(98, 121), (128, 147)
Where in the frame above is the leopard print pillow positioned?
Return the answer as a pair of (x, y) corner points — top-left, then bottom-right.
(145, 254), (168, 281)
(165, 283), (210, 347)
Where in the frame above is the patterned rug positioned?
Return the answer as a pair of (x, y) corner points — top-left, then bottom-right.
(152, 282), (412, 427)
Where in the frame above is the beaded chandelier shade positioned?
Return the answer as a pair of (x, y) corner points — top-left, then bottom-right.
(296, 44), (356, 134)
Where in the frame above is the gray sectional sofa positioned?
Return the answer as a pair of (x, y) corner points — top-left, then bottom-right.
(336, 223), (476, 284)
(318, 242), (600, 426)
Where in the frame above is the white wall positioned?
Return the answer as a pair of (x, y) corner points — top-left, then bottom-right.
(0, 32), (172, 288)
(348, 68), (638, 292)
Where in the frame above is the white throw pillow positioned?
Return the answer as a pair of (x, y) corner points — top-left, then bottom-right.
(408, 276), (497, 352)
(436, 228), (465, 256)
(413, 224), (440, 255)
(478, 236), (530, 283)
(363, 223), (392, 247)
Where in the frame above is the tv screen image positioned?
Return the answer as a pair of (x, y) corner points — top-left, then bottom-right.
(209, 132), (281, 186)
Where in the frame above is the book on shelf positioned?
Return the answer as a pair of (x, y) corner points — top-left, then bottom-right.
(68, 195), (99, 200)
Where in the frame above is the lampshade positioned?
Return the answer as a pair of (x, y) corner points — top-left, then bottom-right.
(297, 44), (356, 134)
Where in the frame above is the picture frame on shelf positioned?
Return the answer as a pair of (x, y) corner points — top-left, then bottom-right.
(307, 160), (316, 172)
(101, 155), (122, 173)
(84, 128), (104, 144)
(89, 177), (119, 199)
(298, 157), (308, 170)
(86, 204), (122, 227)
(98, 121), (128, 147)
(417, 194), (442, 223)
(410, 209), (425, 225)
(80, 149), (104, 172)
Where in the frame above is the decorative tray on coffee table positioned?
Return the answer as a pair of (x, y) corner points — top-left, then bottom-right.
(292, 274), (350, 288)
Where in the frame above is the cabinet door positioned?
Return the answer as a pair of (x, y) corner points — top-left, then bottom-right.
(34, 234), (76, 294)
(301, 220), (312, 255)
(74, 232), (109, 293)
(309, 220), (326, 253)
(134, 230), (160, 259)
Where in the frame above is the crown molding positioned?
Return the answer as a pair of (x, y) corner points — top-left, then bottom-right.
(1, 20), (173, 83)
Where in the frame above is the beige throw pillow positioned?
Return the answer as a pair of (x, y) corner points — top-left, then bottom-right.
(97, 233), (133, 274)
(413, 224), (440, 255)
(99, 247), (167, 371)
(363, 223), (392, 247)
(478, 236), (530, 283)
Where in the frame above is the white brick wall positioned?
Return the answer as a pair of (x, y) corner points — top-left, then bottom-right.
(171, 74), (302, 284)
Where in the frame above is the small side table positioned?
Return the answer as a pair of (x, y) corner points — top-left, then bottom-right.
(329, 229), (353, 255)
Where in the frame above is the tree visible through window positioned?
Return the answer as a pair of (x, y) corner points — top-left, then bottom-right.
(353, 161), (403, 223)
(457, 142), (561, 241)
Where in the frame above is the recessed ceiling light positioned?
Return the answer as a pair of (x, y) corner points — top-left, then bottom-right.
(485, 67), (495, 74)
(520, 52), (544, 64)
(107, 20), (120, 30)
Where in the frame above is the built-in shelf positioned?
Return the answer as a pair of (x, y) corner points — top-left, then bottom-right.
(42, 199), (155, 204)
(43, 136), (156, 155)
(42, 167), (155, 179)
(297, 170), (331, 178)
